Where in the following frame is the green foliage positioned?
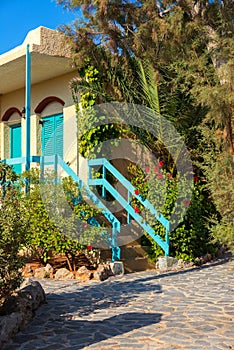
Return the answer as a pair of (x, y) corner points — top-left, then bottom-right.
(210, 220), (234, 253)
(74, 63), (121, 158)
(199, 131), (234, 251)
(58, 0), (234, 253)
(21, 169), (81, 269)
(128, 163), (217, 261)
(21, 169), (105, 270)
(0, 164), (27, 299)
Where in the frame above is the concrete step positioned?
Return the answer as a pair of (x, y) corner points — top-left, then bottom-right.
(100, 243), (155, 273)
(123, 257), (155, 273)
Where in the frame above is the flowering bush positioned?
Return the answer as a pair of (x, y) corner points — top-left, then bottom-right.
(128, 162), (217, 261)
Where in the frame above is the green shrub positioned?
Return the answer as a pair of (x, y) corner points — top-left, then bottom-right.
(210, 219), (234, 253)
(128, 163), (217, 261)
(0, 164), (27, 299)
(21, 169), (104, 271)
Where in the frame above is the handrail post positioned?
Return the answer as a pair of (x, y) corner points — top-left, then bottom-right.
(165, 227), (170, 256)
(111, 222), (120, 261)
(54, 154), (58, 185)
(40, 156), (44, 182)
(102, 165), (106, 199)
(127, 190), (131, 224)
(88, 163), (92, 181)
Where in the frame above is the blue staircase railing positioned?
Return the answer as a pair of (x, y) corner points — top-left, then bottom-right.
(56, 156), (121, 260)
(1, 155), (170, 259)
(1, 155), (121, 261)
(88, 158), (170, 256)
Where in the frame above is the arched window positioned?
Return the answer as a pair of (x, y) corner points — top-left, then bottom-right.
(2, 107), (22, 173)
(35, 97), (65, 159)
(34, 96), (65, 114)
(2, 107), (22, 122)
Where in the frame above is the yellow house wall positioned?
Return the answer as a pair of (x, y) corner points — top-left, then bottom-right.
(0, 71), (78, 173)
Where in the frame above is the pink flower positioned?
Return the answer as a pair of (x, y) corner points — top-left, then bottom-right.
(134, 189), (139, 195)
(134, 207), (140, 214)
(157, 173), (163, 179)
(158, 160), (164, 167)
(87, 245), (93, 251)
(153, 166), (159, 173)
(145, 166), (150, 174)
(183, 199), (191, 206)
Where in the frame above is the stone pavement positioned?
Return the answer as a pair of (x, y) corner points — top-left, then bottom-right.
(5, 257), (234, 350)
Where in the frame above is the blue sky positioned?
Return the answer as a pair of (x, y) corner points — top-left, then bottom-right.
(0, 0), (77, 54)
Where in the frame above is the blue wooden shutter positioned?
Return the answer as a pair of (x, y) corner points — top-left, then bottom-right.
(10, 124), (22, 174)
(55, 114), (63, 158)
(42, 114), (63, 159)
(42, 117), (54, 156)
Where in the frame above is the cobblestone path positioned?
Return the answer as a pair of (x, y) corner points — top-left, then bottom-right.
(6, 257), (234, 350)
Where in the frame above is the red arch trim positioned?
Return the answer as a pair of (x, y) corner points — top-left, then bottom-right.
(2, 107), (22, 121)
(34, 96), (65, 114)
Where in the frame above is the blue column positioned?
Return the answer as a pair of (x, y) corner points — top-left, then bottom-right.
(25, 44), (31, 172)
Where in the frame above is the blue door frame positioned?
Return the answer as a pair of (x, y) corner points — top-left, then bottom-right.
(10, 124), (22, 174)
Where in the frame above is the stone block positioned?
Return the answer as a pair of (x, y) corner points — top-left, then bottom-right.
(22, 264), (34, 278)
(54, 268), (74, 280)
(18, 281), (46, 311)
(156, 256), (177, 272)
(45, 263), (54, 278)
(75, 266), (92, 282)
(0, 280), (46, 348)
(93, 264), (113, 281)
(110, 261), (124, 276)
(34, 267), (48, 279)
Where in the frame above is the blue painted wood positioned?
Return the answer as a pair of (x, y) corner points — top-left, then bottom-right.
(1, 155), (122, 261)
(112, 246), (121, 261)
(25, 44), (31, 173)
(102, 165), (106, 199)
(88, 158), (170, 256)
(3, 157), (25, 165)
(72, 194), (82, 206)
(30, 156), (41, 163)
(90, 177), (169, 254)
(87, 216), (100, 226)
(42, 114), (63, 160)
(57, 156), (121, 259)
(10, 124), (22, 174)
(127, 190), (131, 224)
(89, 158), (170, 230)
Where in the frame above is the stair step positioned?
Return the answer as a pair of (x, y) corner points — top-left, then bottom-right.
(123, 257), (155, 273)
(100, 243), (152, 265)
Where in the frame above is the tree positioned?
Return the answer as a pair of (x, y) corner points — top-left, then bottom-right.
(57, 0), (233, 252)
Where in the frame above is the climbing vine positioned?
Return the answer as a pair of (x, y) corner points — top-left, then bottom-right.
(72, 61), (121, 158)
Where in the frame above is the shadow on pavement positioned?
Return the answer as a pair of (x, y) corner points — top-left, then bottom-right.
(53, 311), (162, 349)
(7, 278), (162, 349)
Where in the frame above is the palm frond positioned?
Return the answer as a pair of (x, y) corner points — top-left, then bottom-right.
(136, 59), (160, 113)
